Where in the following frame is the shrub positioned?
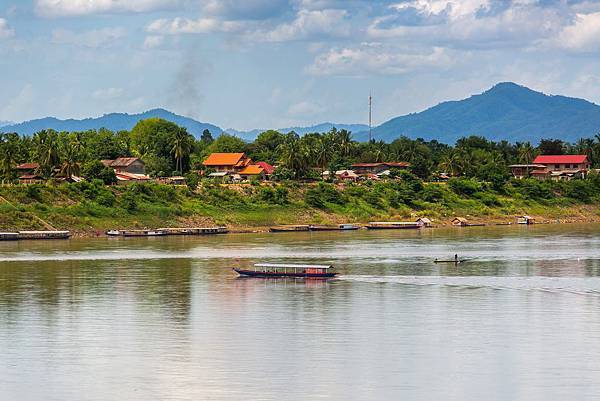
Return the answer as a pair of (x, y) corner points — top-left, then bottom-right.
(120, 191), (138, 212)
(448, 178), (482, 196)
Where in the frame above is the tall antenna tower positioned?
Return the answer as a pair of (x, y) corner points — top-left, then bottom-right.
(368, 92), (372, 142)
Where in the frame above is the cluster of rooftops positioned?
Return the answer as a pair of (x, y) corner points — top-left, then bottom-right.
(509, 155), (591, 180)
(13, 152), (592, 184)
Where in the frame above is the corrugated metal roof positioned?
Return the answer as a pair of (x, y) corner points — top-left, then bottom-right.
(533, 155), (588, 164)
(239, 165), (264, 175)
(254, 263), (333, 269)
(203, 153), (246, 166)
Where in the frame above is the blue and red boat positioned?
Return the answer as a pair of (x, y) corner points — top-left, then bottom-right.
(234, 263), (337, 278)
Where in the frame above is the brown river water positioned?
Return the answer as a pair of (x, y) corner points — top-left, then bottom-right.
(2, 224), (600, 401)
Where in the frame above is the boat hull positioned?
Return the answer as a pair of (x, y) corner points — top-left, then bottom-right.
(234, 268), (337, 278)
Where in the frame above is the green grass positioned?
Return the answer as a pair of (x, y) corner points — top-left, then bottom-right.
(1, 177), (600, 234)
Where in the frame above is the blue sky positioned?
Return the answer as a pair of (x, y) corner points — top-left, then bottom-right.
(0, 0), (599, 130)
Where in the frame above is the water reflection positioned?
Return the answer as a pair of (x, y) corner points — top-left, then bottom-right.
(2, 225), (600, 400)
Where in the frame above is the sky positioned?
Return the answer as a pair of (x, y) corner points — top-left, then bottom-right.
(0, 0), (599, 130)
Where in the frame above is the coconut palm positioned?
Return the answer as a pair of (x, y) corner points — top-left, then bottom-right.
(0, 133), (19, 181)
(278, 133), (309, 178)
(517, 142), (535, 164)
(33, 130), (61, 178)
(170, 129), (194, 173)
(59, 141), (81, 179)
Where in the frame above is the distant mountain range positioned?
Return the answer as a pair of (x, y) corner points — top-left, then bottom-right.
(226, 123), (369, 139)
(2, 82), (599, 144)
(1, 109), (222, 138)
(368, 82), (600, 143)
(0, 121), (12, 128)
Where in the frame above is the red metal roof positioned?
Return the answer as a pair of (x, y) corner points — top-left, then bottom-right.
(352, 162), (410, 168)
(533, 155), (588, 164)
(255, 161), (275, 174)
(16, 163), (39, 170)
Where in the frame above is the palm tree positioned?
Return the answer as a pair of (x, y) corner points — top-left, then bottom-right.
(439, 150), (461, 176)
(278, 133), (309, 178)
(170, 129), (193, 173)
(33, 130), (60, 178)
(335, 129), (354, 157)
(59, 141), (81, 179)
(0, 133), (19, 181)
(517, 142), (535, 164)
(314, 136), (332, 171)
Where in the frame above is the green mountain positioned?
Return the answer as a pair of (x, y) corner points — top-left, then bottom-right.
(368, 82), (600, 144)
(1, 109), (223, 139)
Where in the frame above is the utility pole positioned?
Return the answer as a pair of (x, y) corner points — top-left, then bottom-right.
(368, 92), (372, 142)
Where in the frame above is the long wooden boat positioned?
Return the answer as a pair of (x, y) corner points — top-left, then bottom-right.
(269, 225), (310, 233)
(234, 263), (337, 278)
(309, 224), (361, 231)
(122, 229), (167, 237)
(366, 221), (420, 230)
(434, 258), (470, 264)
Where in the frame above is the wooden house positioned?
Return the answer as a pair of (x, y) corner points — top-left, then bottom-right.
(516, 215), (535, 225)
(202, 153), (252, 173)
(452, 217), (469, 226)
(416, 217), (432, 227)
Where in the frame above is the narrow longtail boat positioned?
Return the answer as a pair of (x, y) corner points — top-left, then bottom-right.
(234, 263), (337, 278)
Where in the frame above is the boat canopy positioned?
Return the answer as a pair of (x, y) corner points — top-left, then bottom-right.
(254, 263), (333, 269)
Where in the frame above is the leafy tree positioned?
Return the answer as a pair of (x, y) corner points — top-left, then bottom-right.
(539, 139), (565, 155)
(81, 160), (117, 185)
(200, 129), (214, 144)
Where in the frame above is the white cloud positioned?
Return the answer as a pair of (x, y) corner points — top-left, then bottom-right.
(51, 27), (127, 48)
(0, 18), (15, 39)
(287, 100), (322, 117)
(257, 9), (350, 42)
(146, 17), (246, 34)
(307, 45), (453, 76)
(147, 8), (351, 42)
(143, 35), (165, 49)
(34, 0), (180, 18)
(555, 12), (600, 52)
(371, 1), (569, 49)
(92, 87), (124, 100)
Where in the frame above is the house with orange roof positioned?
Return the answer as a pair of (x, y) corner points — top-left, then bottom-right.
(239, 164), (266, 180)
(202, 153), (253, 173)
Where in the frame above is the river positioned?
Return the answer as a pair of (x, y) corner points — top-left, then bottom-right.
(2, 224), (600, 401)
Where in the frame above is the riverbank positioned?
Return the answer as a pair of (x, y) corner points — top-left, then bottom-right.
(1, 179), (599, 237)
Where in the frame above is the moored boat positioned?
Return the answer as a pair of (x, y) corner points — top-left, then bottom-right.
(269, 225), (310, 233)
(366, 221), (420, 230)
(309, 223), (361, 231)
(234, 263), (337, 278)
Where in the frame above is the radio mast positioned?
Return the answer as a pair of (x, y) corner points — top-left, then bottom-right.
(368, 92), (372, 142)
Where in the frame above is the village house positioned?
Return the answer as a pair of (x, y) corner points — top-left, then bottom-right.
(101, 157), (150, 183)
(508, 164), (547, 179)
(351, 162), (411, 176)
(510, 155), (590, 181)
(254, 161), (275, 176)
(322, 170), (359, 181)
(16, 163), (43, 184)
(202, 153), (253, 173)
(239, 164), (266, 180)
(416, 217), (433, 227)
(452, 217), (469, 226)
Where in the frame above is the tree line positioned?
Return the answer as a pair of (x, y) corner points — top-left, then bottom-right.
(1, 117), (600, 183)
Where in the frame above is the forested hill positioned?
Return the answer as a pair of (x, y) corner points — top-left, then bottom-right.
(3, 83), (600, 144)
(1, 109), (223, 139)
(369, 82), (600, 144)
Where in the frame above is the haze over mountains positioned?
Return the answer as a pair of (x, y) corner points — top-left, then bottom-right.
(2, 82), (599, 144)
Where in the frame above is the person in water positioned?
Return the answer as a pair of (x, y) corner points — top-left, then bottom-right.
(454, 254), (458, 263)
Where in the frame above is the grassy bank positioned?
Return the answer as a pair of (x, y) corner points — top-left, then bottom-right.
(1, 177), (599, 236)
